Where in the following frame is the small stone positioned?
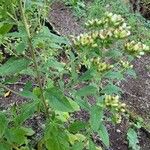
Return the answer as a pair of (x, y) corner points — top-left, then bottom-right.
(116, 129), (121, 133)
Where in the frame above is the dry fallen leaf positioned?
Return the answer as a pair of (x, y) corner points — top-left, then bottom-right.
(4, 91), (11, 97)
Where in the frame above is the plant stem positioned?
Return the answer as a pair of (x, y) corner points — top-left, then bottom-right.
(19, 0), (49, 116)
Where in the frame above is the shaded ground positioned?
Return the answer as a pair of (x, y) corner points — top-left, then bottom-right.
(49, 1), (85, 36)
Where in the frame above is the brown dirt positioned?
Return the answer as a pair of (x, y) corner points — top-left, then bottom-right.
(48, 1), (85, 36)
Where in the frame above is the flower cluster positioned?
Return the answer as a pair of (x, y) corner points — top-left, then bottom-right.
(85, 12), (125, 28)
(72, 33), (96, 47)
(113, 23), (131, 38)
(92, 58), (113, 73)
(120, 60), (133, 69)
(125, 41), (149, 57)
(72, 21), (131, 47)
(105, 12), (124, 26)
(104, 95), (126, 123)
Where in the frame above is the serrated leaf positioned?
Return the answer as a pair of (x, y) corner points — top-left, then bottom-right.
(90, 105), (103, 131)
(100, 83), (122, 95)
(45, 87), (79, 112)
(76, 85), (97, 97)
(0, 57), (30, 76)
(98, 123), (109, 148)
(0, 112), (8, 138)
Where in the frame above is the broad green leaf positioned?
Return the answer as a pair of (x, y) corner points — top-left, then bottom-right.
(16, 42), (26, 54)
(89, 140), (96, 150)
(5, 127), (28, 146)
(98, 123), (109, 148)
(20, 90), (38, 100)
(105, 71), (124, 80)
(126, 68), (137, 78)
(21, 127), (35, 136)
(104, 49), (122, 58)
(71, 142), (84, 150)
(127, 128), (140, 150)
(100, 83), (122, 95)
(90, 105), (103, 131)
(0, 57), (30, 76)
(76, 85), (97, 97)
(45, 87), (79, 112)
(0, 112), (8, 138)
(0, 23), (13, 35)
(0, 143), (11, 150)
(69, 121), (87, 133)
(45, 123), (69, 150)
(14, 101), (37, 125)
(74, 97), (89, 111)
(45, 59), (65, 72)
(79, 69), (96, 81)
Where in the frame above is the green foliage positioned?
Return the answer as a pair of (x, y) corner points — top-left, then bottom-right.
(127, 128), (140, 150)
(0, 0), (149, 150)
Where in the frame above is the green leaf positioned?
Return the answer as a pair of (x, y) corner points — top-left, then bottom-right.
(21, 127), (35, 136)
(5, 127), (28, 146)
(0, 57), (30, 76)
(90, 105), (103, 131)
(45, 59), (65, 72)
(100, 83), (122, 95)
(89, 140), (96, 150)
(45, 87), (79, 112)
(79, 69), (96, 81)
(0, 112), (8, 138)
(16, 42), (26, 54)
(98, 123), (109, 148)
(126, 68), (137, 78)
(105, 71), (124, 80)
(0, 143), (11, 150)
(71, 142), (84, 150)
(45, 123), (69, 150)
(14, 101), (37, 125)
(105, 49), (122, 58)
(0, 23), (13, 35)
(69, 121), (87, 133)
(75, 97), (89, 111)
(127, 128), (140, 150)
(76, 85), (97, 97)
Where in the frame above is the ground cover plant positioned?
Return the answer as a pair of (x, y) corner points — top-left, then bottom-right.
(0, 0), (150, 150)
